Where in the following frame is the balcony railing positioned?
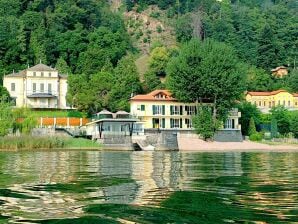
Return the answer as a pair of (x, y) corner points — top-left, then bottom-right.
(26, 91), (58, 97)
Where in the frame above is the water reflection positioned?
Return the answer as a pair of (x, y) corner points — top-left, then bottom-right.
(0, 151), (297, 223)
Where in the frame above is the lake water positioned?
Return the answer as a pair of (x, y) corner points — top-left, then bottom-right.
(0, 151), (298, 223)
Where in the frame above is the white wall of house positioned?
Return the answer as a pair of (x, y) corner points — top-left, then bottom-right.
(3, 64), (70, 109)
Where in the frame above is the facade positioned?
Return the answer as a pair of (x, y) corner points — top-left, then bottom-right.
(271, 66), (288, 78)
(3, 63), (69, 109)
(130, 90), (241, 131)
(246, 90), (298, 113)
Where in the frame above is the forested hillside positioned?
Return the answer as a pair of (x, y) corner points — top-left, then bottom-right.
(0, 0), (131, 76)
(0, 0), (297, 113)
(126, 0), (297, 70)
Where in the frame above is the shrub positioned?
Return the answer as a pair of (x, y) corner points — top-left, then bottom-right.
(156, 25), (163, 33)
(192, 107), (219, 141)
(249, 132), (263, 141)
(290, 113), (298, 138)
(150, 11), (160, 18)
(270, 106), (290, 135)
(248, 117), (257, 136)
(271, 118), (278, 138)
(67, 110), (83, 118)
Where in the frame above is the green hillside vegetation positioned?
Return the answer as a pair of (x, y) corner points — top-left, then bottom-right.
(0, 0), (297, 115)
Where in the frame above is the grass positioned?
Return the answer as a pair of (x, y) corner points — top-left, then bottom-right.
(64, 137), (101, 148)
(0, 136), (101, 151)
(18, 110), (87, 118)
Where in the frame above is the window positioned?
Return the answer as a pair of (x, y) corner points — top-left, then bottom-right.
(185, 118), (192, 128)
(288, 101), (291, 107)
(283, 100), (285, 106)
(170, 118), (182, 128)
(152, 105), (165, 115)
(33, 72), (36, 76)
(33, 83), (36, 92)
(41, 72), (44, 77)
(269, 102), (271, 108)
(263, 101), (266, 107)
(138, 105), (145, 111)
(49, 72), (51, 77)
(224, 119), (235, 129)
(11, 83), (15, 91)
(170, 105), (183, 115)
(185, 106), (196, 115)
(40, 83), (44, 92)
(258, 101), (261, 106)
(48, 83), (52, 93)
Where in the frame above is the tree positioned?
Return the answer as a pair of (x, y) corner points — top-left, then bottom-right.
(0, 86), (10, 99)
(109, 56), (142, 111)
(287, 69), (298, 92)
(89, 71), (115, 112)
(270, 106), (290, 135)
(143, 71), (164, 93)
(55, 57), (71, 75)
(192, 107), (219, 140)
(246, 66), (273, 91)
(257, 24), (281, 70)
(248, 117), (257, 136)
(0, 98), (14, 136)
(271, 118), (278, 138)
(290, 112), (298, 138)
(12, 107), (37, 134)
(167, 38), (246, 122)
(237, 101), (261, 136)
(149, 46), (170, 77)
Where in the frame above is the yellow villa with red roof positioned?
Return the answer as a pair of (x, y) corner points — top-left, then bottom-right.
(130, 89), (241, 130)
(246, 90), (298, 113)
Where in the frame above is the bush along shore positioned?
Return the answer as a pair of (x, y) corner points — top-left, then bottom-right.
(0, 136), (101, 151)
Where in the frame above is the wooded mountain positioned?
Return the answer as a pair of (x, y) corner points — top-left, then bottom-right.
(0, 0), (131, 77)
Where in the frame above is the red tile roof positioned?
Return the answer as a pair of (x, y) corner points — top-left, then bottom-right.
(247, 90), (298, 97)
(131, 89), (177, 101)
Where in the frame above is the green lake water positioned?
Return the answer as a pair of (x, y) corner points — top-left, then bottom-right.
(0, 151), (298, 224)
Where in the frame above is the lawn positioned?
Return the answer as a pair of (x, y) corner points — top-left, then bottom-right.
(27, 110), (86, 118)
(64, 138), (101, 148)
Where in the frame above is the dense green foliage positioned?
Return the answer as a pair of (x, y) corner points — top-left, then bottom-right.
(67, 55), (142, 113)
(248, 117), (257, 136)
(192, 107), (219, 140)
(237, 102), (261, 136)
(270, 106), (291, 135)
(167, 39), (246, 120)
(0, 0), (131, 78)
(126, 0), (297, 72)
(0, 99), (14, 136)
(290, 112), (298, 138)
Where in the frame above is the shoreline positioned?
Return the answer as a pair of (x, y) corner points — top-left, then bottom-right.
(178, 137), (298, 151)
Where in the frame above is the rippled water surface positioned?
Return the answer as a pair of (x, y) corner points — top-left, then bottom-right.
(0, 151), (298, 223)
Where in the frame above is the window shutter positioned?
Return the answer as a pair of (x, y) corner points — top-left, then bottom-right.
(152, 105), (155, 115)
(180, 118), (182, 128)
(180, 105), (183, 115)
(162, 118), (165, 128)
(162, 105), (165, 115)
(170, 106), (173, 115)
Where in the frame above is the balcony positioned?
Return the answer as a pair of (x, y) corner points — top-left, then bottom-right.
(26, 91), (58, 98)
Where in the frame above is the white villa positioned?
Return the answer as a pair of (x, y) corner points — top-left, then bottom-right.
(3, 63), (69, 109)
